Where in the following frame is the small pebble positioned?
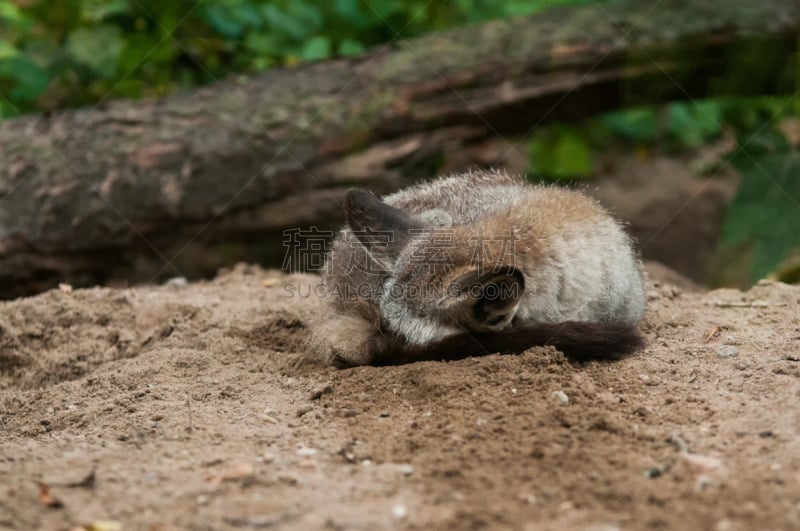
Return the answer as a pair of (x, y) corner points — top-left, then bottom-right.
(341, 451), (355, 463)
(165, 277), (188, 288)
(296, 446), (318, 457)
(723, 334), (740, 345)
(396, 464), (414, 476)
(298, 458), (316, 468)
(584, 525), (621, 531)
(715, 519), (733, 531)
(310, 384), (332, 400)
(716, 345), (739, 358)
(278, 474), (298, 485)
(667, 432), (690, 452)
(694, 474), (714, 492)
(516, 493), (537, 505)
(391, 504), (408, 520)
(261, 413), (279, 424)
(677, 452), (722, 474)
(551, 390), (569, 406)
(666, 286), (681, 298)
(638, 374), (661, 386)
(296, 405), (312, 418)
(644, 466), (664, 479)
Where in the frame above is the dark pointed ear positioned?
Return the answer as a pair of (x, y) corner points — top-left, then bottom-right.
(344, 189), (417, 253)
(448, 265), (525, 326)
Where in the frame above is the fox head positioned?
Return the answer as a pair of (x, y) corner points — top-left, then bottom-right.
(343, 189), (525, 344)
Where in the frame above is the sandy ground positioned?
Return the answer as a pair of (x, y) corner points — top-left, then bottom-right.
(1, 264), (799, 531)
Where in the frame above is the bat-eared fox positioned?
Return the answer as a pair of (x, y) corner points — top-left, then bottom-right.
(308, 169), (646, 367)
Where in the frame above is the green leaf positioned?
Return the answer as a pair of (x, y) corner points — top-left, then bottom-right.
(203, 1), (262, 39)
(300, 36), (331, 61)
(244, 32), (276, 55)
(334, 0), (368, 27)
(81, 0), (130, 22)
(0, 1), (22, 22)
(337, 38), (365, 56)
(0, 40), (19, 60)
(0, 56), (49, 101)
(367, 0), (404, 21)
(504, 1), (543, 17)
(736, 125), (790, 157)
(66, 25), (124, 77)
(262, 4), (309, 42)
(289, 1), (323, 33)
(668, 101), (724, 147)
(0, 0), (32, 34)
(0, 99), (18, 119)
(530, 126), (594, 179)
(600, 108), (658, 143)
(720, 150), (800, 282)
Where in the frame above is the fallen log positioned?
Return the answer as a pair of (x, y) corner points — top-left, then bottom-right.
(0, 0), (797, 297)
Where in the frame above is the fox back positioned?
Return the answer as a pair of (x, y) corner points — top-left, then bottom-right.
(310, 169), (646, 367)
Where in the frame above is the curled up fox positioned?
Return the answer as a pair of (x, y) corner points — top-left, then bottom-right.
(309, 169), (646, 367)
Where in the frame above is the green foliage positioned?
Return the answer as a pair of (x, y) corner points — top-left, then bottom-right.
(526, 98), (795, 181)
(599, 108), (661, 144)
(66, 25), (125, 78)
(0, 0), (615, 118)
(528, 124), (594, 179)
(599, 101), (728, 148)
(0, 1), (45, 116)
(720, 122), (800, 283)
(596, 98), (797, 150)
(451, 0), (600, 22)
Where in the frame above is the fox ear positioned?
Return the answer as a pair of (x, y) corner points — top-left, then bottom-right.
(448, 265), (525, 329)
(344, 189), (417, 253)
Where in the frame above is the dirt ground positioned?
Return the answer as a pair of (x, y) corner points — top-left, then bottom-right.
(1, 264), (799, 531)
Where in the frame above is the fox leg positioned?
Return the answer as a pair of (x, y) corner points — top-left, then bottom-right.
(306, 311), (380, 367)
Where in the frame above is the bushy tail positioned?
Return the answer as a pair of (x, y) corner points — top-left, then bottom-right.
(367, 321), (644, 367)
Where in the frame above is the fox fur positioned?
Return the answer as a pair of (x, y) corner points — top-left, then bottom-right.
(308, 169), (646, 367)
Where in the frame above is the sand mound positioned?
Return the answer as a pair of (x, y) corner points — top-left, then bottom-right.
(1, 265), (798, 530)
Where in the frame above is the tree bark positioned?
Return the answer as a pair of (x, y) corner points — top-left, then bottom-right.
(0, 0), (797, 297)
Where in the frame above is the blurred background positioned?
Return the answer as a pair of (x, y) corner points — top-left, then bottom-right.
(0, 0), (798, 298)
